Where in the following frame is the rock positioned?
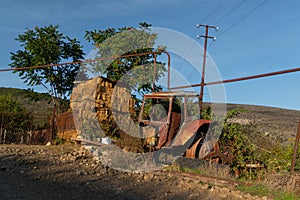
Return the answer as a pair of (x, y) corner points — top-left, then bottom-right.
(219, 192), (228, 199)
(75, 169), (89, 176)
(222, 187), (230, 193)
(244, 193), (252, 199)
(46, 141), (51, 146)
(143, 173), (155, 181)
(143, 174), (150, 181)
(231, 191), (243, 199)
(28, 150), (35, 154)
(38, 150), (45, 154)
(164, 190), (171, 195)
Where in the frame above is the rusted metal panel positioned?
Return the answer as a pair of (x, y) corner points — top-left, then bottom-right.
(170, 119), (211, 147)
(156, 112), (182, 149)
(185, 138), (201, 158)
(184, 119), (211, 133)
(56, 111), (76, 134)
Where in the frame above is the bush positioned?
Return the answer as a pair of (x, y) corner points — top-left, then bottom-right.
(259, 138), (300, 172)
(52, 136), (66, 145)
(218, 109), (263, 179)
(0, 94), (32, 132)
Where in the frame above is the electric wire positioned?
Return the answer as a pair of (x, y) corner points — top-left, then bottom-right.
(208, 0), (270, 49)
(186, 0), (250, 86)
(217, 0), (270, 38)
(213, 0), (248, 25)
(201, 0), (229, 24)
(174, 0), (229, 79)
(172, 28), (197, 72)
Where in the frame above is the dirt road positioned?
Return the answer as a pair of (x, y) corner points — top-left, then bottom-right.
(0, 144), (268, 200)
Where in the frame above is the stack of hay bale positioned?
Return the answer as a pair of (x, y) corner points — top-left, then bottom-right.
(70, 77), (143, 151)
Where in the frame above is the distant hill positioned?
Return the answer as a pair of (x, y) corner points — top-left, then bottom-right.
(0, 87), (55, 128)
(226, 103), (300, 148)
(0, 87), (299, 148)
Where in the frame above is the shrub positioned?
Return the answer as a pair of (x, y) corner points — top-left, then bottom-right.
(0, 94), (32, 132)
(218, 109), (263, 179)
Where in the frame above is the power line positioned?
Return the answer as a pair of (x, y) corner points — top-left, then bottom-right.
(174, 0), (228, 73)
(186, 0), (269, 82)
(213, 0), (248, 25)
(172, 28), (197, 72)
(208, 0), (269, 49)
(201, 0), (229, 23)
(217, 0), (270, 38)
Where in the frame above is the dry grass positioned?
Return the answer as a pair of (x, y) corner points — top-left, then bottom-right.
(226, 103), (300, 148)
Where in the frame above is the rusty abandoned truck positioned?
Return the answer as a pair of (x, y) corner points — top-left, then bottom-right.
(137, 90), (232, 165)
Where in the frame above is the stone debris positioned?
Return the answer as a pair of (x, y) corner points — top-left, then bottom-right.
(46, 141), (51, 146)
(0, 144), (274, 200)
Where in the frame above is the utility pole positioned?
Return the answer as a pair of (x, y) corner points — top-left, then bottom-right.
(196, 24), (218, 117)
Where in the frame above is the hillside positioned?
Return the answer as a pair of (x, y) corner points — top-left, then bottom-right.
(226, 103), (300, 148)
(0, 87), (57, 128)
(1, 87), (299, 146)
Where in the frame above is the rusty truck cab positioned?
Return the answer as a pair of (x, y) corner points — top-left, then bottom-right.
(138, 91), (211, 153)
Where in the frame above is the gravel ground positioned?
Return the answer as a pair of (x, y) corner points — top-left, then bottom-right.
(0, 144), (270, 200)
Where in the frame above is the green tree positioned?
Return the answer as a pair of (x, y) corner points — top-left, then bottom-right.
(10, 25), (85, 100)
(0, 94), (32, 132)
(84, 22), (166, 96)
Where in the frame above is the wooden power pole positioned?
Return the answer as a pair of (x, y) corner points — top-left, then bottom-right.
(196, 24), (218, 116)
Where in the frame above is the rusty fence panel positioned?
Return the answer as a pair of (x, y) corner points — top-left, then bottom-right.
(0, 112), (52, 145)
(0, 129), (52, 145)
(0, 111), (77, 144)
(55, 111), (77, 140)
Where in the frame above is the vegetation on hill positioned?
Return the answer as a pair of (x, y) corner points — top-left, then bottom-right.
(0, 93), (32, 132)
(0, 87), (67, 129)
(215, 106), (300, 179)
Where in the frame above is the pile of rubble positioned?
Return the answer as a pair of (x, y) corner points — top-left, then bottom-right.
(0, 144), (275, 199)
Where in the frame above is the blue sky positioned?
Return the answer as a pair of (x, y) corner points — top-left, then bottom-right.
(1, 0), (300, 110)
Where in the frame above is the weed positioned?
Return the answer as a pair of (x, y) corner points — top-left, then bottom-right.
(238, 183), (298, 200)
(52, 136), (66, 145)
